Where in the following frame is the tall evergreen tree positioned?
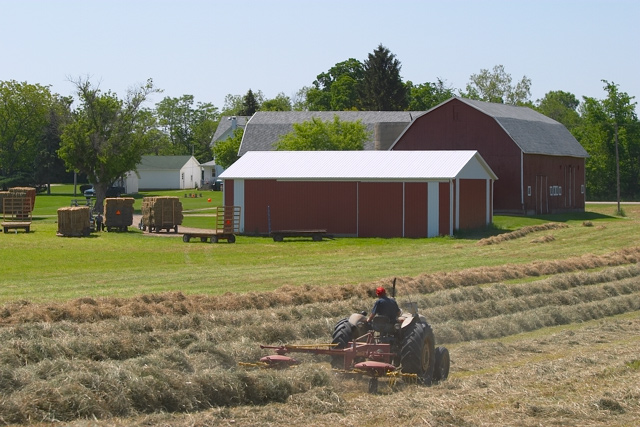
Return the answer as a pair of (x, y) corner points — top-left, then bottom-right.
(239, 89), (259, 116)
(359, 44), (408, 111)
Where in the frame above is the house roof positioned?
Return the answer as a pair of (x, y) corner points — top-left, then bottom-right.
(211, 115), (250, 144)
(137, 155), (197, 170)
(414, 97), (588, 158)
(238, 111), (421, 156)
(219, 150), (497, 181)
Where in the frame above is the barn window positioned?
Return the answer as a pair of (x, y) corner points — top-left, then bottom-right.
(558, 186), (562, 196)
(549, 186), (555, 196)
(527, 186), (531, 196)
(581, 185), (585, 194)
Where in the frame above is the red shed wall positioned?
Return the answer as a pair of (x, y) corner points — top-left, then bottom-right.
(404, 182), (428, 238)
(224, 179), (234, 206)
(523, 154), (585, 214)
(458, 179), (487, 230)
(394, 99), (522, 212)
(242, 180), (358, 235)
(358, 182), (404, 237)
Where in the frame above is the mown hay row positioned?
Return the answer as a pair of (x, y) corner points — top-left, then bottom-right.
(0, 250), (639, 325)
(477, 222), (569, 246)
(57, 206), (90, 237)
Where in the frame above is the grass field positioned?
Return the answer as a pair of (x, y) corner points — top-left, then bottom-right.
(0, 187), (638, 426)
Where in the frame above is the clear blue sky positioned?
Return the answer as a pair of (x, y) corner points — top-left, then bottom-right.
(2, 0), (638, 111)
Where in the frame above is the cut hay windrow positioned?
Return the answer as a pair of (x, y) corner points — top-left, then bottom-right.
(57, 206), (90, 237)
(477, 222), (569, 246)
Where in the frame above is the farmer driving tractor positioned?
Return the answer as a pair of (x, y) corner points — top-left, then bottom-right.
(367, 286), (401, 325)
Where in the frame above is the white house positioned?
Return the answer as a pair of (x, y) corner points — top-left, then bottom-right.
(135, 155), (201, 190)
(200, 160), (225, 190)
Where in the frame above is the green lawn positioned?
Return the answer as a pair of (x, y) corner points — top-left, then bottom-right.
(1, 185), (638, 303)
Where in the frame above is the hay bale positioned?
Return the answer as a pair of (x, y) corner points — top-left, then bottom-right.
(141, 196), (183, 229)
(103, 198), (135, 228)
(57, 206), (90, 237)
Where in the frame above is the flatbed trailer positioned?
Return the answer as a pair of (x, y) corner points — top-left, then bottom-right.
(270, 229), (329, 242)
(2, 197), (32, 233)
(182, 231), (236, 243)
(2, 221), (31, 233)
(181, 206), (241, 244)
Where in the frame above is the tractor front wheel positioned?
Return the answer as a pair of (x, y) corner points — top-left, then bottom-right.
(433, 346), (450, 383)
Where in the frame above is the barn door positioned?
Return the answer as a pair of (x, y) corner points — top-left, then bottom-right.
(535, 175), (548, 214)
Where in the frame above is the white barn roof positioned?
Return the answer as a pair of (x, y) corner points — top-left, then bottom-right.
(220, 150), (497, 181)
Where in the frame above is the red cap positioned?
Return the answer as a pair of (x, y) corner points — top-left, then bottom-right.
(376, 287), (386, 297)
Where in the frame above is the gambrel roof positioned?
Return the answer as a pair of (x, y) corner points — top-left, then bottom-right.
(417, 97), (588, 158)
(211, 115), (250, 145)
(238, 111), (421, 156)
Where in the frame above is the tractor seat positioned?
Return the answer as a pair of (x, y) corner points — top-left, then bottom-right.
(371, 315), (395, 335)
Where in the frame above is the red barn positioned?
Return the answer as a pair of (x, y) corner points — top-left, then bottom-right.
(219, 150), (497, 238)
(391, 97), (589, 215)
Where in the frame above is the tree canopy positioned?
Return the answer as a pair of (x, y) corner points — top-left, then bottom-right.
(274, 116), (370, 151)
(575, 81), (639, 200)
(535, 90), (581, 131)
(212, 128), (243, 169)
(0, 81), (70, 189)
(154, 95), (219, 162)
(58, 78), (160, 209)
(359, 44), (408, 111)
(462, 64), (532, 105)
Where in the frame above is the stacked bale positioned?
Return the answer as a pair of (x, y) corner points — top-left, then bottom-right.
(57, 206), (91, 237)
(103, 198), (135, 231)
(141, 196), (183, 232)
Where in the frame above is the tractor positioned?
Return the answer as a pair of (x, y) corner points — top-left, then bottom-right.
(257, 280), (450, 393)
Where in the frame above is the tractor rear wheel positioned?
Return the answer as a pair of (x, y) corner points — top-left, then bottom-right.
(400, 321), (435, 385)
(433, 346), (450, 383)
(330, 318), (352, 368)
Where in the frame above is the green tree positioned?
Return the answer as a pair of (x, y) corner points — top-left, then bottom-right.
(222, 94), (243, 115)
(58, 78), (160, 210)
(0, 80), (64, 188)
(239, 89), (260, 116)
(260, 92), (292, 111)
(305, 58), (364, 111)
(275, 115), (370, 151)
(535, 90), (581, 131)
(406, 78), (455, 110)
(155, 95), (219, 162)
(35, 96), (74, 193)
(359, 44), (408, 111)
(576, 80), (639, 201)
(212, 128), (243, 169)
(462, 64), (531, 105)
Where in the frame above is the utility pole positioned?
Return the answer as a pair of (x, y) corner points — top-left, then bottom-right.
(614, 122), (621, 215)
